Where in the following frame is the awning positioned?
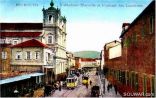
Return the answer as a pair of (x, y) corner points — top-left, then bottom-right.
(0, 75), (30, 85)
(0, 73), (45, 85)
(28, 73), (45, 77)
(43, 66), (54, 68)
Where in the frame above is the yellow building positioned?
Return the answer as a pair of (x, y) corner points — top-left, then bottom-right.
(10, 39), (54, 83)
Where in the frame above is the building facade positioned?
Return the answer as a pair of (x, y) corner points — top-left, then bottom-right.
(10, 39), (54, 83)
(0, 1), (67, 82)
(66, 51), (75, 68)
(104, 1), (155, 97)
(75, 57), (100, 69)
(42, 1), (67, 79)
(0, 44), (11, 73)
(0, 23), (43, 73)
(104, 40), (122, 69)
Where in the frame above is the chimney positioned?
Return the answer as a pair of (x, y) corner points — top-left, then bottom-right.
(122, 23), (130, 32)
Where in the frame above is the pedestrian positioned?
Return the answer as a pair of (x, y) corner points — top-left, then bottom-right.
(86, 83), (88, 89)
(13, 89), (19, 97)
(107, 83), (110, 92)
(107, 85), (109, 92)
(59, 81), (61, 91)
(114, 84), (118, 95)
(90, 80), (92, 85)
(109, 83), (112, 89)
(44, 85), (50, 96)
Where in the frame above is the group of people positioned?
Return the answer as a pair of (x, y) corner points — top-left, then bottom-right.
(44, 81), (62, 96)
(85, 80), (92, 89)
(107, 83), (118, 95)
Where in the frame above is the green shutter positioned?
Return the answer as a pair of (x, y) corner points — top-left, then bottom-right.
(126, 71), (128, 85)
(124, 37), (131, 47)
(151, 76), (155, 97)
(129, 72), (131, 86)
(132, 33), (137, 45)
(141, 27), (145, 38)
(143, 75), (147, 96)
(135, 73), (138, 92)
(132, 72), (135, 88)
(150, 15), (154, 33)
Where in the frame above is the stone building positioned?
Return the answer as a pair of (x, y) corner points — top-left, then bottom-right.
(0, 23), (43, 73)
(75, 57), (81, 69)
(10, 39), (54, 82)
(104, 40), (122, 69)
(74, 57), (100, 69)
(42, 0), (67, 80)
(104, 1), (155, 97)
(66, 51), (75, 68)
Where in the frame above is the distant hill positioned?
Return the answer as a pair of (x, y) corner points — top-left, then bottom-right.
(74, 51), (100, 58)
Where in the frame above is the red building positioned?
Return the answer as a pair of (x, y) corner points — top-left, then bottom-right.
(75, 57), (81, 69)
(75, 57), (100, 69)
(104, 1), (155, 97)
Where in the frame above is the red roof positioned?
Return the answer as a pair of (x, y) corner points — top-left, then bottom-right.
(10, 39), (49, 48)
(0, 23), (43, 30)
(0, 32), (42, 37)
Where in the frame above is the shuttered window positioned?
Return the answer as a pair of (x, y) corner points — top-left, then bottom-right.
(1, 51), (7, 59)
(26, 51), (32, 60)
(143, 75), (147, 96)
(35, 51), (40, 59)
(149, 15), (154, 34)
(151, 76), (155, 96)
(132, 33), (137, 44)
(134, 73), (138, 92)
(16, 51), (22, 60)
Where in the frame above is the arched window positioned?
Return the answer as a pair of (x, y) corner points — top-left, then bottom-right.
(48, 35), (53, 44)
(49, 15), (54, 23)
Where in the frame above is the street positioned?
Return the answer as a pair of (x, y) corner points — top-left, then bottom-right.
(50, 69), (99, 97)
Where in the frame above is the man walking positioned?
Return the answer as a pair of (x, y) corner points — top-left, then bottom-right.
(59, 81), (61, 91)
(90, 80), (92, 85)
(114, 84), (118, 95)
(86, 83), (88, 89)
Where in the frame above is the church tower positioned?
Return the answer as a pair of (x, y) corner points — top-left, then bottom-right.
(42, 0), (67, 81)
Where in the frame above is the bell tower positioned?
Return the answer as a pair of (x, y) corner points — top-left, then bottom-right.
(42, 0), (67, 80)
(42, 0), (61, 26)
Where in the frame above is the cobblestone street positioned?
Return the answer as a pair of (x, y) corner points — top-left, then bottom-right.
(50, 69), (121, 97)
(50, 70), (96, 97)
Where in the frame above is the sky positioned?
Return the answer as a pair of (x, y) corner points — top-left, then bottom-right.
(0, 0), (152, 52)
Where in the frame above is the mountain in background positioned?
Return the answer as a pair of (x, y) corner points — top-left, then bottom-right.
(73, 50), (100, 58)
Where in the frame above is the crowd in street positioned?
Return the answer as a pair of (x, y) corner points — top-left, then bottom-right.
(42, 68), (121, 97)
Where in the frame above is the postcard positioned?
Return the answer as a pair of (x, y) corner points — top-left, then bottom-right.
(0, 0), (155, 97)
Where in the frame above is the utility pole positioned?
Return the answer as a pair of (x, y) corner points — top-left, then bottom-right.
(100, 50), (105, 95)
